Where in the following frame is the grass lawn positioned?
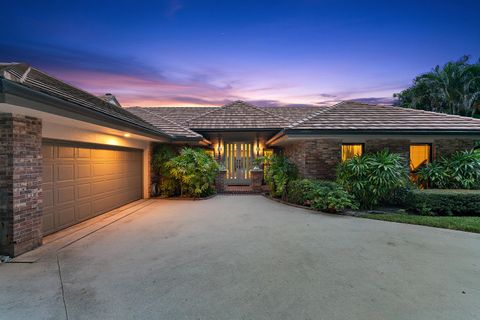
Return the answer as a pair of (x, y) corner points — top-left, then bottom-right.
(364, 214), (480, 233)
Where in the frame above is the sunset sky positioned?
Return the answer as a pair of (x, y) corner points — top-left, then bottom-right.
(1, 0), (479, 107)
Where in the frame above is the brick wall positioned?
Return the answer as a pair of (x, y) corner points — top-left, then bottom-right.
(0, 113), (42, 257)
(283, 139), (341, 180)
(434, 138), (477, 158)
(281, 136), (478, 181)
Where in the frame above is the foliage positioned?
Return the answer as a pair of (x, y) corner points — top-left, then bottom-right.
(406, 189), (480, 216)
(417, 150), (480, 189)
(165, 147), (219, 197)
(336, 150), (409, 209)
(151, 144), (179, 196)
(394, 55), (480, 117)
(364, 214), (480, 233)
(287, 179), (358, 213)
(263, 154), (298, 199)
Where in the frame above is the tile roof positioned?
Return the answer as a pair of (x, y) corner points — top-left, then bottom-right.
(289, 101), (480, 132)
(139, 106), (218, 125)
(262, 106), (327, 123)
(186, 100), (292, 130)
(127, 107), (202, 139)
(0, 63), (177, 139)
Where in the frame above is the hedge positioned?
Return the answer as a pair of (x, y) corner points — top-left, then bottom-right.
(407, 189), (480, 216)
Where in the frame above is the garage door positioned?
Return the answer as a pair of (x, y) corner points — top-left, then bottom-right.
(42, 141), (143, 235)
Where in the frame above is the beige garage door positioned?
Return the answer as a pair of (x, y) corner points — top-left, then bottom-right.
(42, 141), (143, 235)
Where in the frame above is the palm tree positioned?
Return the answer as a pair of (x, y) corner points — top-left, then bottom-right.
(395, 56), (480, 117)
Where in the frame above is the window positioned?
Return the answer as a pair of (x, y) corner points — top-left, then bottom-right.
(341, 144), (363, 161)
(409, 144), (431, 172)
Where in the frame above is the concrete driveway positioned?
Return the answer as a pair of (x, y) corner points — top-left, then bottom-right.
(1, 195), (480, 320)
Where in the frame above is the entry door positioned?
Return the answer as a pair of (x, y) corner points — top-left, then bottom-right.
(224, 142), (253, 185)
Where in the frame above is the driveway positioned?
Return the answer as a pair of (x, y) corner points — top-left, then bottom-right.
(1, 195), (480, 320)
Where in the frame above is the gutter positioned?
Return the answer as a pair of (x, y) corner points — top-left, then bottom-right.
(267, 128), (480, 146)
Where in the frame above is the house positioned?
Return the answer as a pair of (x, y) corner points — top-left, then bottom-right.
(1, 63), (480, 256)
(129, 100), (480, 182)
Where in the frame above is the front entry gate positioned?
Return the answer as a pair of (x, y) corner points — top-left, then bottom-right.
(224, 142), (253, 185)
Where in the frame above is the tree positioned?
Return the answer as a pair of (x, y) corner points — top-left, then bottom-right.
(394, 55), (480, 117)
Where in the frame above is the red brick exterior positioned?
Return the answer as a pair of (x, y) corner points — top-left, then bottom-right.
(282, 137), (478, 181)
(284, 139), (341, 180)
(0, 113), (43, 257)
(215, 169), (227, 193)
(250, 169), (264, 192)
(434, 138), (477, 158)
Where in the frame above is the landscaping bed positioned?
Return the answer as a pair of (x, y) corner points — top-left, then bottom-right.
(262, 149), (480, 233)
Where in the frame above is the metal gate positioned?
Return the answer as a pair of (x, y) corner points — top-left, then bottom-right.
(224, 142), (253, 185)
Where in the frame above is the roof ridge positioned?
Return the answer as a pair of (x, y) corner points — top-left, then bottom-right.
(288, 101), (346, 128)
(184, 102), (231, 124)
(239, 101), (292, 122)
(134, 107), (202, 137)
(185, 100), (291, 126)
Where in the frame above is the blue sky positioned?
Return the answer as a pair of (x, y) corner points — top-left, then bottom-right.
(1, 0), (479, 107)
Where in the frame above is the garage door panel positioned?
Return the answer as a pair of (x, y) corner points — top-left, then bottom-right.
(42, 142), (143, 235)
(42, 144), (54, 159)
(77, 148), (91, 159)
(58, 146), (75, 159)
(76, 202), (92, 220)
(43, 187), (54, 207)
(42, 208), (55, 235)
(76, 163), (91, 179)
(43, 164), (54, 182)
(57, 185), (75, 204)
(92, 179), (118, 195)
(77, 183), (91, 199)
(57, 164), (75, 181)
(92, 162), (117, 176)
(56, 206), (76, 229)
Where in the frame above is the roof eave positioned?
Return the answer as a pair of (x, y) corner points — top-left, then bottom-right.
(284, 128), (480, 135)
(0, 78), (173, 141)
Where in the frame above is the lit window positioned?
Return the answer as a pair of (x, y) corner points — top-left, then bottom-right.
(342, 144), (363, 161)
(410, 144), (431, 172)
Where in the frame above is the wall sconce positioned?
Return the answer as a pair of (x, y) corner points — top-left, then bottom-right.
(216, 142), (223, 158)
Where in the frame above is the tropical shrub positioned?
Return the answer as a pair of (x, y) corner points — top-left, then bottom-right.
(151, 144), (179, 196)
(287, 179), (336, 205)
(407, 189), (480, 216)
(336, 150), (409, 209)
(287, 179), (358, 213)
(417, 150), (480, 189)
(263, 154), (298, 199)
(165, 148), (219, 197)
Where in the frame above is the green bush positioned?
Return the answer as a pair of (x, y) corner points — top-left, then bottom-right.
(407, 189), (480, 216)
(287, 179), (358, 213)
(287, 179), (336, 205)
(263, 154), (298, 199)
(166, 148), (219, 197)
(417, 150), (480, 189)
(151, 144), (179, 196)
(336, 150), (409, 209)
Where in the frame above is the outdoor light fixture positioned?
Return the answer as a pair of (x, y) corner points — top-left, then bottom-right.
(123, 133), (131, 138)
